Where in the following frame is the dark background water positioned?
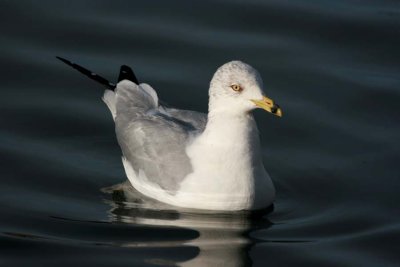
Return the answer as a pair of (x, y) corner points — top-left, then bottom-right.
(1, 0), (399, 266)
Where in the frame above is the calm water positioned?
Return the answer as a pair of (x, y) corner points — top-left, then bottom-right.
(1, 0), (400, 266)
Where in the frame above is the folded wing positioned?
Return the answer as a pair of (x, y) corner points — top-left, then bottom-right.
(110, 80), (206, 193)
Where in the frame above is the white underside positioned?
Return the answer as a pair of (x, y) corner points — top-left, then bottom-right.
(122, 156), (274, 211)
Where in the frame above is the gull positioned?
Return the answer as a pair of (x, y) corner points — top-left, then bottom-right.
(57, 57), (282, 211)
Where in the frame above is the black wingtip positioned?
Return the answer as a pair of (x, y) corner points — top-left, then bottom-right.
(118, 65), (139, 84)
(56, 56), (75, 67)
(56, 56), (116, 90)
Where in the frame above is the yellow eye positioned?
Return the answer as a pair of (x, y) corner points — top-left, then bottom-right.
(230, 84), (242, 92)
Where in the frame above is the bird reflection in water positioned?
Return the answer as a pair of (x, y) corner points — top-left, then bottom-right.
(103, 182), (273, 266)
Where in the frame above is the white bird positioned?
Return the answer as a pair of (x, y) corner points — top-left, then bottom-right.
(58, 58), (282, 211)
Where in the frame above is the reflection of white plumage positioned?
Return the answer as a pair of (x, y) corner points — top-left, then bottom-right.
(104, 182), (272, 267)
(59, 58), (282, 211)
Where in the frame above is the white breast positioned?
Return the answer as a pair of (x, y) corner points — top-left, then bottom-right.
(174, 112), (275, 211)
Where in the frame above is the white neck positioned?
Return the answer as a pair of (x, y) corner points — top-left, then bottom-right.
(202, 108), (259, 151)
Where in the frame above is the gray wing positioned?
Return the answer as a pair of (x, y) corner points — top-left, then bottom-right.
(114, 81), (207, 193)
(161, 107), (207, 130)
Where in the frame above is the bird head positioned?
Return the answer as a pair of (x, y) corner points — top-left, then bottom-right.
(209, 61), (282, 117)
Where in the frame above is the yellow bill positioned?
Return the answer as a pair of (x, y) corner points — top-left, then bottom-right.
(251, 96), (282, 117)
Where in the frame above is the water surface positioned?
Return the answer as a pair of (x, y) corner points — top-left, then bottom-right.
(1, 0), (399, 266)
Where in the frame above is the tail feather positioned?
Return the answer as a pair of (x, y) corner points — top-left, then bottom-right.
(102, 89), (117, 120)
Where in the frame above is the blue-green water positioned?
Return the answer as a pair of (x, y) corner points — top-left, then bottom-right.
(1, 1), (399, 266)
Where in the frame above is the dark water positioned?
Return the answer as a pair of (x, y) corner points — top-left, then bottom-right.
(1, 0), (400, 266)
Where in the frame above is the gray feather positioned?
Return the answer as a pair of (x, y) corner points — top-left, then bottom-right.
(113, 81), (206, 193)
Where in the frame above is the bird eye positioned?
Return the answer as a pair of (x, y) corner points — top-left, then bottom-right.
(230, 84), (242, 92)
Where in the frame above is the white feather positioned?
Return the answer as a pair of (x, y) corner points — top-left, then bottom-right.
(102, 89), (116, 120)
